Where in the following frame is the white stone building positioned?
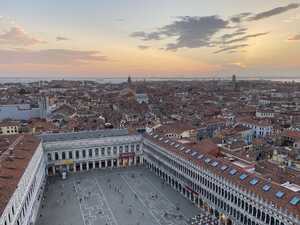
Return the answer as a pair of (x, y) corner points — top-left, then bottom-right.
(0, 122), (20, 136)
(1, 129), (299, 225)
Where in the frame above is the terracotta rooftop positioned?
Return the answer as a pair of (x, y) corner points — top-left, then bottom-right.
(155, 123), (196, 135)
(0, 134), (40, 216)
(144, 133), (300, 217)
(0, 121), (20, 127)
(282, 130), (300, 140)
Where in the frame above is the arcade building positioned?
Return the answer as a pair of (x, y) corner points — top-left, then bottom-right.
(0, 129), (299, 225)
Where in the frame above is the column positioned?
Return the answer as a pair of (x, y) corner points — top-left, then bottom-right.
(93, 161), (95, 169)
(73, 164), (76, 172)
(80, 163), (83, 171)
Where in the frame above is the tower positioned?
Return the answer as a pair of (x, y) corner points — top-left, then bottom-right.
(39, 96), (49, 119)
(232, 74), (237, 91)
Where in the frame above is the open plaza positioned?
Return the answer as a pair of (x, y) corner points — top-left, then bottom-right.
(36, 167), (201, 225)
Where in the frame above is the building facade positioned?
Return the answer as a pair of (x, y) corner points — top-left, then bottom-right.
(0, 122), (19, 136)
(143, 133), (300, 225)
(1, 129), (299, 225)
(41, 130), (143, 175)
(0, 140), (46, 225)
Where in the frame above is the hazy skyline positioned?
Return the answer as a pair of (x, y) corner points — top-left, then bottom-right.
(0, 0), (300, 78)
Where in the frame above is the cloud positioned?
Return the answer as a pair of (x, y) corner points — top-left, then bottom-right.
(56, 36), (70, 41)
(0, 26), (45, 46)
(0, 49), (107, 64)
(228, 62), (247, 68)
(130, 31), (162, 41)
(131, 3), (299, 54)
(222, 32), (269, 44)
(131, 16), (229, 51)
(230, 13), (252, 23)
(138, 45), (150, 50)
(214, 44), (248, 54)
(288, 34), (300, 41)
(220, 28), (248, 40)
(248, 3), (300, 21)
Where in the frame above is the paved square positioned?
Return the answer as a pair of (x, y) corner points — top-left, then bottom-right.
(36, 167), (200, 225)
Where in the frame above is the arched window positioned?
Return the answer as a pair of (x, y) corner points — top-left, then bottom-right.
(266, 214), (270, 224)
(62, 152), (66, 160)
(270, 217), (275, 225)
(253, 207), (256, 216)
(55, 152), (59, 160)
(257, 209), (261, 219)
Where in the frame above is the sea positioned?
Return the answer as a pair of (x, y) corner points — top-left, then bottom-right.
(0, 77), (299, 84)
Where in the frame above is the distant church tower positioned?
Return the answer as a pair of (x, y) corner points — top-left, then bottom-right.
(128, 76), (132, 88)
(232, 74), (237, 91)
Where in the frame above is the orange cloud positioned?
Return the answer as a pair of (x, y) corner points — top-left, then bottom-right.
(0, 48), (107, 65)
(288, 34), (300, 41)
(0, 26), (45, 46)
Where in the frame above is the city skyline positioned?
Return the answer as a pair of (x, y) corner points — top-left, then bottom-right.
(1, 0), (300, 78)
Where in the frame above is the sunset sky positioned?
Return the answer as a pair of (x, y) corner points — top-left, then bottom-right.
(0, 0), (300, 78)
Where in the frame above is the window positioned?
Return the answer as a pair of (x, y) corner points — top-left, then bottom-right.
(55, 152), (59, 160)
(262, 184), (271, 192)
(101, 148), (105, 156)
(220, 165), (228, 171)
(131, 144), (135, 152)
(289, 196), (300, 206)
(204, 158), (211, 163)
(198, 154), (204, 159)
(275, 191), (285, 199)
(229, 169), (237, 176)
(69, 151), (73, 159)
(125, 145), (129, 152)
(107, 147), (111, 156)
(249, 178), (258, 185)
(89, 149), (93, 157)
(136, 144), (140, 151)
(95, 148), (99, 156)
(211, 161), (219, 167)
(62, 152), (66, 160)
(113, 146), (117, 155)
(185, 149), (191, 154)
(239, 174), (248, 180)
(76, 150), (79, 159)
(82, 150), (86, 158)
(119, 146), (123, 154)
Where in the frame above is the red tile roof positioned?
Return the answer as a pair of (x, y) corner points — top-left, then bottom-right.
(0, 134), (40, 216)
(144, 133), (300, 217)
